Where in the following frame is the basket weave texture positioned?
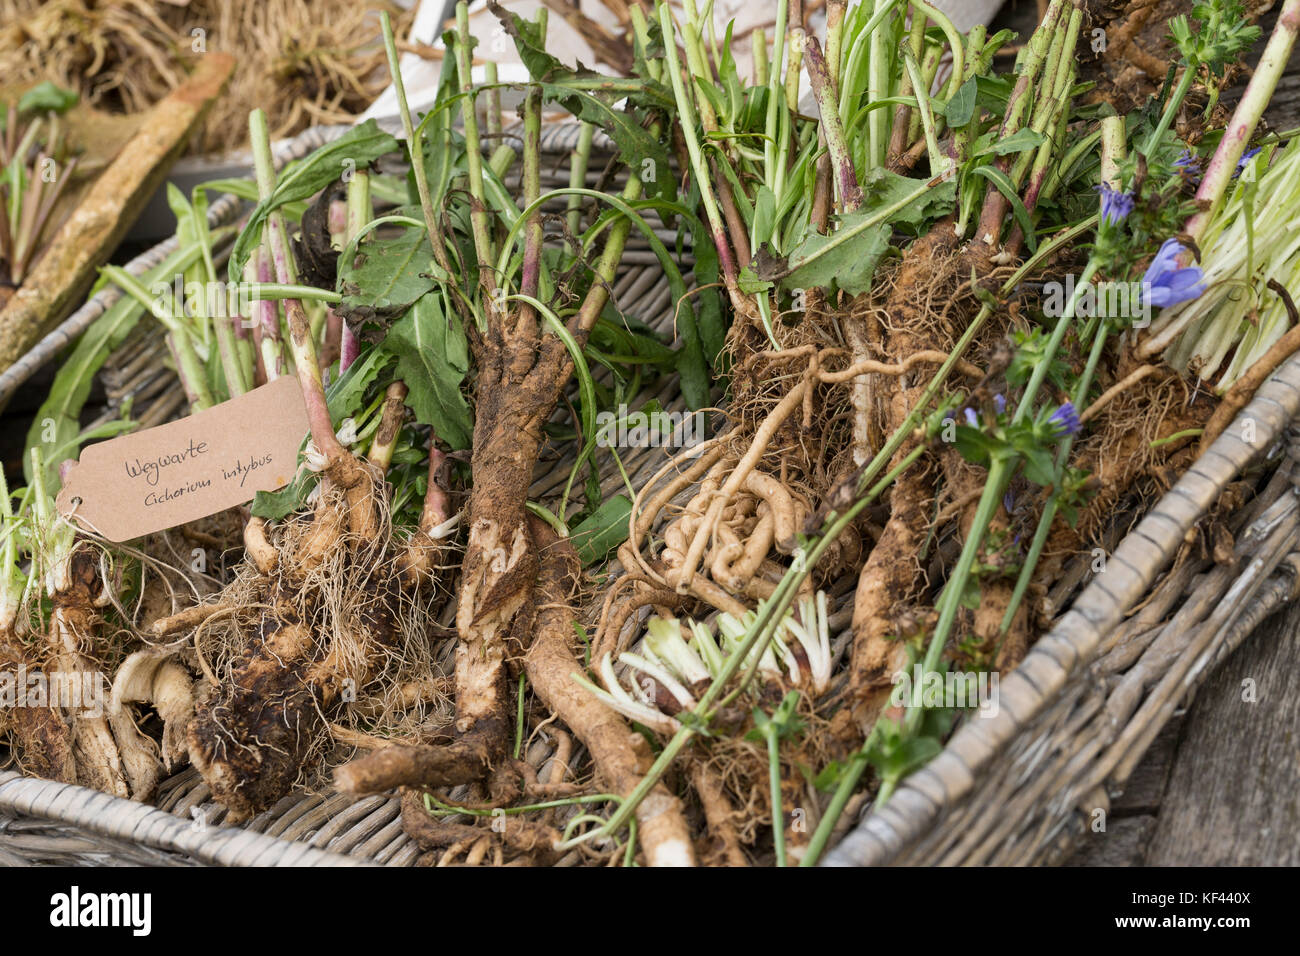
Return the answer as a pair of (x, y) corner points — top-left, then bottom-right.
(4, 119), (1297, 866)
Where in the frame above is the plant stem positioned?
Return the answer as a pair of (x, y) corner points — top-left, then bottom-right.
(798, 218), (1097, 866)
(1185, 0), (1300, 243)
(104, 266), (214, 409)
(765, 724), (787, 867)
(454, 1), (495, 297)
(518, 71), (544, 332)
(753, 28), (769, 86)
(1143, 63), (1197, 158)
(1099, 114), (1127, 189)
(484, 61), (502, 139)
(973, 0), (1065, 245)
(805, 36), (862, 211)
(1000, 319), (1111, 634)
(566, 123), (595, 240)
(249, 110), (342, 463)
(903, 51), (949, 176)
(659, 3), (738, 286)
(825, 0), (846, 84)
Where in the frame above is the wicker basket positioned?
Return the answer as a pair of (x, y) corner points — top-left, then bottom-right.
(1, 118), (721, 866)
(825, 358), (1300, 865)
(3, 115), (1297, 866)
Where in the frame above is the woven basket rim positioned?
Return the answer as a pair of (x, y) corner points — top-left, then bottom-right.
(824, 352), (1300, 865)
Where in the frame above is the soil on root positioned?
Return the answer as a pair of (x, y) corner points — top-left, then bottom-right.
(186, 478), (453, 820)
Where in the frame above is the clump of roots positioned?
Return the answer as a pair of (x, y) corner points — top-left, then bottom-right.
(0, 0), (414, 153)
(184, 474), (455, 820)
(1, 538), (167, 798)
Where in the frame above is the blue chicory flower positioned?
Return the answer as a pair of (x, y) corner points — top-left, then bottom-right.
(1174, 151), (1202, 181)
(1095, 183), (1135, 225)
(1048, 402), (1082, 437)
(963, 407), (979, 427)
(1142, 238), (1205, 309)
(1235, 146), (1261, 177)
(994, 393), (1006, 415)
(1003, 490), (1015, 513)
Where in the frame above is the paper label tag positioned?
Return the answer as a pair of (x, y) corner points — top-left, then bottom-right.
(57, 376), (310, 542)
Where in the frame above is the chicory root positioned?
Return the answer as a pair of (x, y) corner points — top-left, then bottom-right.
(523, 519), (696, 866)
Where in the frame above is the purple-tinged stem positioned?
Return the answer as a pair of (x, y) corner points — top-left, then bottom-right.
(1184, 0), (1300, 247)
(250, 249), (283, 380)
(805, 36), (862, 213)
(517, 80), (544, 338)
(340, 322), (360, 372)
(250, 109), (345, 466)
(974, 0), (1065, 247)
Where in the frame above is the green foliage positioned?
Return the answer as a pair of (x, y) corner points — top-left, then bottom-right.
(570, 494), (632, 565)
(24, 242), (209, 493)
(745, 690), (804, 744)
(336, 226), (437, 321)
(1006, 327), (1071, 392)
(493, 3), (675, 200)
(16, 82), (78, 116)
(1169, 0), (1261, 74)
(379, 291), (473, 450)
(772, 172), (956, 296)
(228, 119), (400, 282)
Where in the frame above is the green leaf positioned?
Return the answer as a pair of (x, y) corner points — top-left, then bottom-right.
(738, 264), (775, 295)
(859, 168), (957, 231)
(752, 185), (777, 247)
(772, 171), (955, 296)
(974, 74), (1014, 113)
(981, 127), (1046, 157)
(251, 470), (315, 520)
(941, 77), (977, 127)
(327, 347), (395, 421)
(380, 291), (473, 449)
(872, 735), (942, 780)
(952, 425), (999, 467)
(1020, 445), (1056, 487)
(813, 760), (847, 792)
(229, 119), (400, 282)
(25, 242), (207, 492)
(337, 227), (436, 321)
(252, 349), (395, 520)
(569, 494), (632, 565)
(493, 4), (674, 199)
(18, 81), (77, 115)
(778, 221), (890, 296)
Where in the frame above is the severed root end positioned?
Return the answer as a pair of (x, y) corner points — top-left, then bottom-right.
(333, 724), (502, 795)
(524, 519), (697, 867)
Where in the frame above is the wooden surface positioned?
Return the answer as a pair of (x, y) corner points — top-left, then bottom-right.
(1069, 599), (1300, 866)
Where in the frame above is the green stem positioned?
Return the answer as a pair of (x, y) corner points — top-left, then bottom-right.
(1143, 63), (1198, 158)
(902, 51), (949, 176)
(566, 123), (595, 240)
(1000, 319), (1111, 634)
(766, 725), (787, 867)
(798, 218), (1097, 867)
(104, 266), (214, 409)
(381, 11), (452, 288)
(454, 1), (495, 295)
